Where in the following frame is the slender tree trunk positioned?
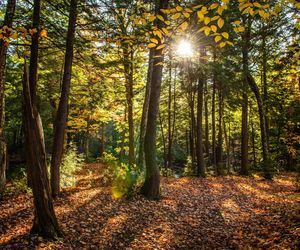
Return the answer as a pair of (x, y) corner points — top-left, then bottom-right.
(246, 73), (271, 178)
(141, 0), (168, 199)
(167, 60), (172, 170)
(204, 79), (209, 156)
(138, 49), (152, 167)
(212, 73), (216, 168)
(0, 0), (16, 194)
(120, 107), (127, 160)
(99, 123), (105, 157)
(159, 112), (167, 171)
(249, 103), (257, 168)
(240, 17), (250, 176)
(85, 119), (90, 161)
(243, 18), (271, 178)
(196, 76), (205, 177)
(216, 84), (223, 175)
(22, 0), (62, 238)
(122, 47), (135, 166)
(51, 0), (77, 198)
(261, 25), (269, 150)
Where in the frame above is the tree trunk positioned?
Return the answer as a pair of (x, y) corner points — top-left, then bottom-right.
(212, 73), (216, 168)
(216, 84), (224, 175)
(246, 73), (271, 178)
(240, 17), (250, 176)
(196, 76), (205, 177)
(122, 47), (135, 166)
(204, 79), (209, 156)
(0, 0), (16, 194)
(141, 0), (168, 199)
(138, 49), (152, 167)
(99, 123), (105, 157)
(249, 103), (257, 168)
(22, 0), (62, 238)
(51, 0), (77, 198)
(159, 112), (167, 171)
(261, 25), (269, 150)
(242, 17), (271, 179)
(167, 60), (172, 170)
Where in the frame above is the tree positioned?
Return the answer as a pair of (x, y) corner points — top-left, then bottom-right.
(51, 0), (78, 198)
(141, 0), (169, 199)
(0, 0), (16, 194)
(22, 0), (62, 238)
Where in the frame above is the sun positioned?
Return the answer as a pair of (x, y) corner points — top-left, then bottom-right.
(176, 40), (193, 57)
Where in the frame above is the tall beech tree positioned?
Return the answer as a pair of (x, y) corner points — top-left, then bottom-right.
(22, 0), (62, 238)
(141, 0), (169, 199)
(0, 0), (16, 194)
(51, 0), (78, 198)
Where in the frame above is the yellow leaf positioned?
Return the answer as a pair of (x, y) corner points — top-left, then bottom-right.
(211, 25), (217, 33)
(185, 8), (193, 13)
(201, 6), (208, 14)
(39, 29), (47, 38)
(197, 11), (204, 20)
(204, 26), (211, 36)
(194, 4), (203, 10)
(147, 43), (157, 48)
(217, 6), (225, 15)
(150, 38), (158, 44)
(156, 44), (167, 50)
(162, 27), (170, 36)
(217, 18), (224, 28)
(215, 35), (222, 43)
(176, 6), (183, 12)
(153, 30), (162, 39)
(211, 15), (220, 21)
(233, 20), (241, 25)
(210, 3), (219, 10)
(149, 15), (156, 22)
(222, 32), (229, 39)
(204, 17), (211, 25)
(183, 12), (190, 18)
(222, 0), (229, 4)
(220, 42), (226, 48)
(164, 20), (171, 25)
(238, 26), (245, 32)
(157, 15), (164, 22)
(172, 13), (181, 20)
(253, 2), (261, 8)
(10, 32), (18, 39)
(180, 21), (188, 31)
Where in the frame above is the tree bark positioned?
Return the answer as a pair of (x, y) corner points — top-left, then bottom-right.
(212, 71), (216, 169)
(204, 79), (209, 156)
(216, 84), (224, 175)
(196, 76), (205, 177)
(122, 45), (135, 166)
(23, 0), (62, 238)
(141, 0), (168, 199)
(138, 49), (152, 167)
(240, 17), (250, 176)
(0, 0), (16, 194)
(167, 59), (172, 170)
(246, 73), (271, 178)
(51, 0), (77, 198)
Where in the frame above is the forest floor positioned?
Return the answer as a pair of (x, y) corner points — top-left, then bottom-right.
(0, 164), (299, 250)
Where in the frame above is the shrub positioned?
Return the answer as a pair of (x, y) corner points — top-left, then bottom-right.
(61, 144), (84, 188)
(101, 152), (141, 198)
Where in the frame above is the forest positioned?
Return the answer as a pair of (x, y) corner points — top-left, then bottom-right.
(0, 0), (299, 249)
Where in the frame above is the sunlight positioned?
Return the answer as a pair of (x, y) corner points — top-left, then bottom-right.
(176, 40), (193, 57)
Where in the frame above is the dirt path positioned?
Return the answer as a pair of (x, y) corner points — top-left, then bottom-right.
(0, 164), (299, 249)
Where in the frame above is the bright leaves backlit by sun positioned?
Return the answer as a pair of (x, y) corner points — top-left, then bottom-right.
(176, 40), (193, 57)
